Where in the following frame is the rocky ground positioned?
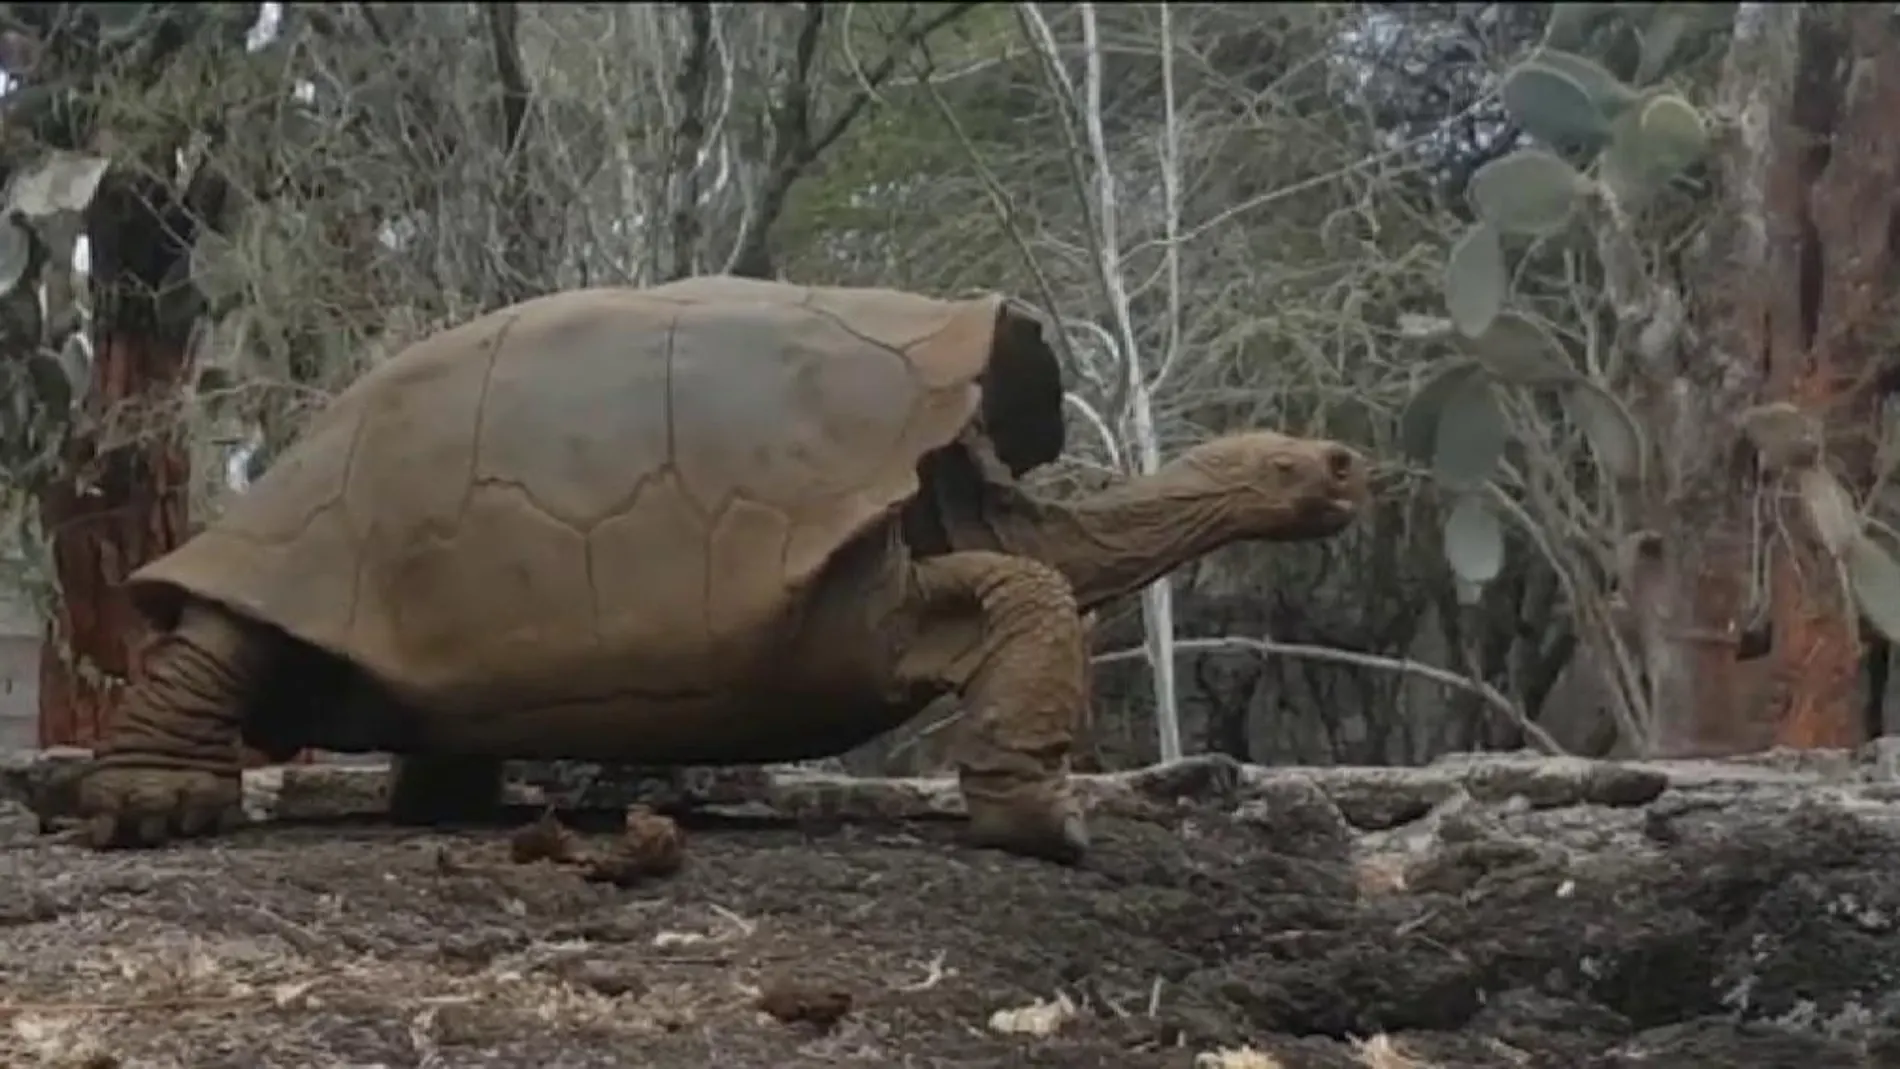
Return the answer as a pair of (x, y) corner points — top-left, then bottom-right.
(4, 746), (1900, 1068)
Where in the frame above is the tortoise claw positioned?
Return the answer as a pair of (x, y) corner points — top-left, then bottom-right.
(78, 765), (242, 850)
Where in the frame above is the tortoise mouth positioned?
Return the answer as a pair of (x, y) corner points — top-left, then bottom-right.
(1272, 492), (1363, 541)
(1308, 486), (1369, 532)
(1316, 498), (1360, 530)
(1321, 486), (1368, 519)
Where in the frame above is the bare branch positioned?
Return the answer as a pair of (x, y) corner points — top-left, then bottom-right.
(725, 2), (977, 279)
(482, 1), (548, 304)
(1093, 636), (1568, 757)
(662, 4), (716, 283)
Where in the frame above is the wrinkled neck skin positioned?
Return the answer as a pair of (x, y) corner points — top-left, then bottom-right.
(912, 440), (1353, 615)
(966, 457), (1301, 615)
(1015, 471), (1232, 614)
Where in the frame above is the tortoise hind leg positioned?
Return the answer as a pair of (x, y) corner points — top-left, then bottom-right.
(389, 755), (505, 826)
(79, 600), (276, 849)
(898, 551), (1090, 864)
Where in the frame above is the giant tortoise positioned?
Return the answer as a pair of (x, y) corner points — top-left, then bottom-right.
(77, 276), (1369, 863)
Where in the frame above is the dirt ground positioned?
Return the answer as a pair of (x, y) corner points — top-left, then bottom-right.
(4, 749), (1900, 1068)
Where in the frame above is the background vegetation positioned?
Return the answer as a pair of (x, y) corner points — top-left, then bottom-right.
(4, 1), (1897, 775)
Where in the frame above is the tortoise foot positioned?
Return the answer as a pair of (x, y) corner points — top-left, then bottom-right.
(77, 765), (242, 849)
(963, 784), (1089, 865)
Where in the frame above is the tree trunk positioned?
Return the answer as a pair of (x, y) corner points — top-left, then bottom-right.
(1764, 6), (1900, 749)
(36, 175), (196, 748)
(1671, 5), (1900, 754)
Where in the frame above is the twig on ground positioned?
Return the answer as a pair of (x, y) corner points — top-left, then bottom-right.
(895, 950), (950, 992)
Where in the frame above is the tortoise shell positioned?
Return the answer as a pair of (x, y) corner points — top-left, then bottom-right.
(128, 277), (1063, 715)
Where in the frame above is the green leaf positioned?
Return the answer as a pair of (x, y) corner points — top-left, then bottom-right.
(1846, 534), (1900, 643)
(1636, 94), (1709, 175)
(1797, 467), (1861, 554)
(1500, 62), (1609, 145)
(1469, 150), (1587, 237)
(1432, 374), (1509, 489)
(1599, 93), (1707, 206)
(1563, 381), (1645, 482)
(1443, 491), (1505, 584)
(1399, 360), (1485, 464)
(0, 217), (31, 297)
(1542, 3), (1608, 50)
(1524, 48), (1642, 116)
(1444, 223), (1506, 338)
(1598, 108), (1658, 208)
(5, 150), (111, 218)
(1460, 311), (1578, 386)
(90, 3), (155, 45)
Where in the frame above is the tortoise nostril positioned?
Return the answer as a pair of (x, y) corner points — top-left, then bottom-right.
(1324, 445), (1358, 483)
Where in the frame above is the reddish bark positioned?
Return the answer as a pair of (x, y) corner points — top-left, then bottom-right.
(1680, 544), (1772, 754)
(35, 173), (198, 751)
(1664, 7), (1900, 755)
(35, 330), (191, 748)
(1762, 8), (1900, 749)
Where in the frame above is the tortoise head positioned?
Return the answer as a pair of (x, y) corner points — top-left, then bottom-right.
(1173, 430), (1370, 541)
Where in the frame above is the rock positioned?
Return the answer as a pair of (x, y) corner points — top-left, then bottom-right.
(0, 799), (38, 844)
(1115, 753), (1245, 805)
(1582, 763), (1670, 806)
(8, 744), (1899, 851)
(1231, 776), (1354, 859)
(1310, 767), (1461, 830)
(0, 746), (88, 820)
(555, 958), (648, 999)
(760, 772), (964, 823)
(757, 981), (853, 1030)
(505, 760), (776, 810)
(1857, 736), (1900, 782)
(245, 763), (390, 822)
(1586, 1018), (1867, 1068)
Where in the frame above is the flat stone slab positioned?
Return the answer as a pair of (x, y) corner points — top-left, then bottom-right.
(6, 741), (1897, 832)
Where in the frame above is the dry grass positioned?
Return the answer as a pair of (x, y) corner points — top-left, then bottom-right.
(1352, 1033), (1434, 1068)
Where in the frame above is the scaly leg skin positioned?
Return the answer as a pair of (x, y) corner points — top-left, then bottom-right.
(78, 601), (271, 849)
(389, 755), (506, 826)
(909, 552), (1090, 865)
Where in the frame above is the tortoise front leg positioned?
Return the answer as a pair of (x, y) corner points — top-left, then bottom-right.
(77, 601), (273, 848)
(902, 551), (1090, 864)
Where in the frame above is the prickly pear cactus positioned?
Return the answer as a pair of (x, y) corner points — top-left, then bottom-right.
(1401, 3), (1900, 640)
(1400, 3), (1719, 604)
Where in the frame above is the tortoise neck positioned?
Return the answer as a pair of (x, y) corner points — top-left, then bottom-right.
(991, 468), (1242, 613)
